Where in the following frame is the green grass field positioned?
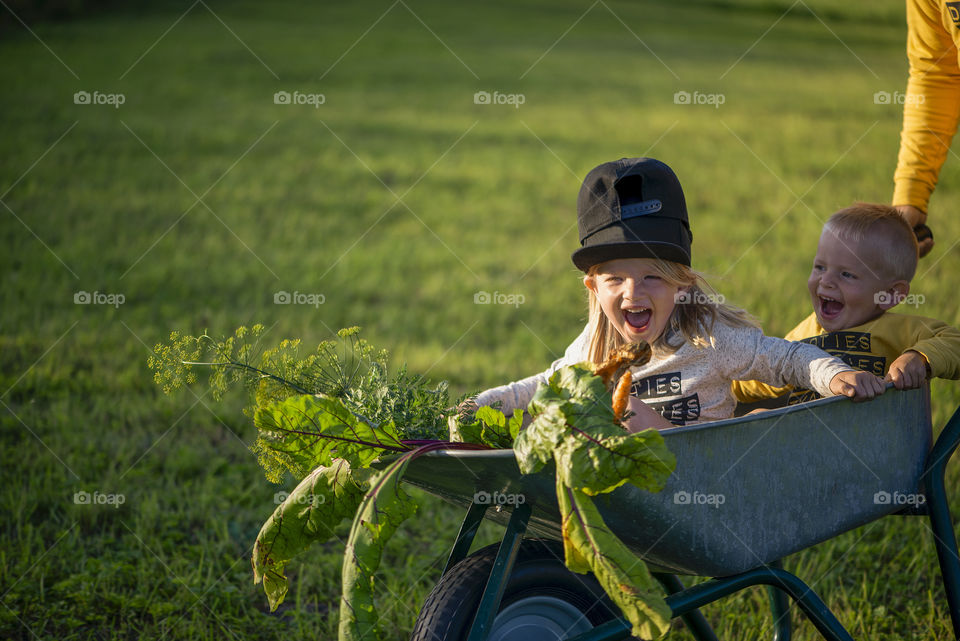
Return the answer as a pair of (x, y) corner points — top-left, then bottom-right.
(2, 0), (960, 639)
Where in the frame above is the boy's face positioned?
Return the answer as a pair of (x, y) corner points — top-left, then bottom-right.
(807, 231), (899, 332)
(585, 258), (683, 344)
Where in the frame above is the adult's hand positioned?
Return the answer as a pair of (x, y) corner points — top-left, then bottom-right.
(894, 204), (935, 257)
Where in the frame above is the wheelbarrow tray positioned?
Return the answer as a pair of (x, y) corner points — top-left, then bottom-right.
(401, 387), (931, 577)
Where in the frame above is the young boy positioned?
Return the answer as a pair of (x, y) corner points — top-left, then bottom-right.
(734, 202), (960, 406)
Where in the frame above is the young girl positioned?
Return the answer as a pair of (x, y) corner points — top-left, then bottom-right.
(473, 158), (884, 431)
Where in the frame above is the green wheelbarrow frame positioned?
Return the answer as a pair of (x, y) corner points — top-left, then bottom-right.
(401, 386), (960, 640)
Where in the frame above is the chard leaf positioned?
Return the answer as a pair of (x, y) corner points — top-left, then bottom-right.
(449, 406), (519, 449)
(507, 408), (523, 442)
(555, 429), (675, 496)
(252, 461), (369, 610)
(252, 394), (408, 480)
(475, 405), (512, 448)
(557, 478), (671, 639)
(339, 456), (418, 641)
(475, 405), (505, 430)
(513, 404), (569, 473)
(516, 362), (676, 639)
(528, 363), (610, 414)
(447, 413), (482, 444)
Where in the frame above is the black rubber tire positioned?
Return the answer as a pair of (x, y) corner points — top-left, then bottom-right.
(409, 539), (621, 641)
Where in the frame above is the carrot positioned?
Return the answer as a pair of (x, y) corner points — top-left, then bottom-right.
(593, 342), (652, 388)
(612, 370), (633, 422)
(592, 342), (650, 426)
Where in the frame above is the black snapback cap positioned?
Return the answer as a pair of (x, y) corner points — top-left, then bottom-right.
(572, 158), (692, 272)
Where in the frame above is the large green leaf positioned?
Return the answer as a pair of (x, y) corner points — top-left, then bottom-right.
(555, 429), (675, 496)
(558, 479), (672, 638)
(338, 456), (418, 641)
(251, 460), (369, 610)
(449, 406), (524, 448)
(515, 362), (677, 639)
(533, 363), (611, 409)
(513, 403), (570, 473)
(252, 394), (407, 480)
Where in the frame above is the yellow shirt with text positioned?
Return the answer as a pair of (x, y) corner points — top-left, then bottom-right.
(733, 312), (960, 405)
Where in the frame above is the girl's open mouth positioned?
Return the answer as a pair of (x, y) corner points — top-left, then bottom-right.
(624, 308), (652, 332)
(819, 296), (843, 320)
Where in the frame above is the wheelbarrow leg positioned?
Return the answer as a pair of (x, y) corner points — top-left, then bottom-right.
(443, 501), (489, 575)
(653, 564), (791, 641)
(652, 573), (719, 641)
(671, 567), (852, 641)
(927, 477), (960, 639)
(568, 566), (853, 641)
(466, 503), (532, 641)
(766, 559), (792, 641)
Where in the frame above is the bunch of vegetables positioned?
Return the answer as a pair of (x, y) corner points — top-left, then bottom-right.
(149, 325), (676, 640)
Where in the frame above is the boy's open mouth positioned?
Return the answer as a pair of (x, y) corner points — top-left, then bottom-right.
(623, 307), (652, 332)
(819, 295), (843, 320)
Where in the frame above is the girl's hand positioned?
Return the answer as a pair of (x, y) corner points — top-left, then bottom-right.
(453, 398), (478, 422)
(884, 350), (930, 389)
(828, 370), (885, 401)
(624, 396), (674, 432)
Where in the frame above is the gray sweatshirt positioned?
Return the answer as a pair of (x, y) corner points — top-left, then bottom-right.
(474, 322), (855, 425)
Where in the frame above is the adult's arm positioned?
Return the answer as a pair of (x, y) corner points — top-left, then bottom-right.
(893, 0), (960, 216)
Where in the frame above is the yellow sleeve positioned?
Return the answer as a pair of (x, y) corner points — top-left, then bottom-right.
(904, 316), (960, 380)
(893, 0), (960, 211)
(731, 377), (791, 403)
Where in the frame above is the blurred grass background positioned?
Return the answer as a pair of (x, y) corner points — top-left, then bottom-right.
(1, 0), (959, 639)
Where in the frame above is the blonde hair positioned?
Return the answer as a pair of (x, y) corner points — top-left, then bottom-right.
(824, 203), (918, 282)
(585, 259), (758, 366)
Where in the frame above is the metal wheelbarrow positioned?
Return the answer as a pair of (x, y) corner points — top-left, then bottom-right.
(397, 386), (960, 640)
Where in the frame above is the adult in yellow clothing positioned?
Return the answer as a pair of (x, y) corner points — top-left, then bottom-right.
(891, 0), (960, 257)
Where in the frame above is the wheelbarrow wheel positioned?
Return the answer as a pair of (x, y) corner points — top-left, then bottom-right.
(410, 539), (620, 641)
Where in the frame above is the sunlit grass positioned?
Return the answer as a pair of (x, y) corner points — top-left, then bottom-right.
(1, 0), (958, 639)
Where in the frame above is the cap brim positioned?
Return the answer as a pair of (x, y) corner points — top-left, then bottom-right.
(572, 241), (691, 272)
(572, 216), (692, 272)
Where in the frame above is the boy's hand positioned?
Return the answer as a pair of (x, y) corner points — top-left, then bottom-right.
(829, 370), (885, 401)
(884, 350), (930, 389)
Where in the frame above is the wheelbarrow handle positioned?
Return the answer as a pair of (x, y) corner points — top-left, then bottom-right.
(922, 402), (960, 639)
